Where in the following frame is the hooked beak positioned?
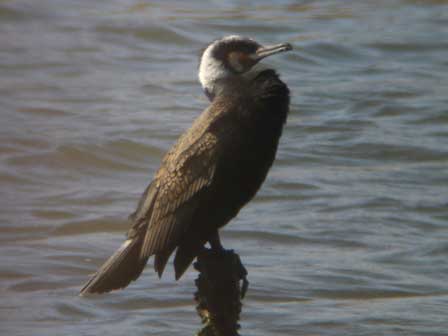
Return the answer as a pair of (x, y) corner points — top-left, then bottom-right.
(254, 42), (293, 61)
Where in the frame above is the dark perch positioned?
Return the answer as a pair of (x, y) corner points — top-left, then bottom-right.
(194, 249), (249, 336)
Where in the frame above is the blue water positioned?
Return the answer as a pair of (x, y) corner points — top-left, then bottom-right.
(1, 1), (448, 335)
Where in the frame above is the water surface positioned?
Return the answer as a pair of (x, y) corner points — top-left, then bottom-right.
(1, 1), (448, 335)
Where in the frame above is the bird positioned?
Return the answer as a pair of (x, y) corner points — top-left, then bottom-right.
(80, 35), (292, 295)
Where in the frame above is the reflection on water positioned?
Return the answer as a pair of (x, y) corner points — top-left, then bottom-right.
(1, 0), (448, 335)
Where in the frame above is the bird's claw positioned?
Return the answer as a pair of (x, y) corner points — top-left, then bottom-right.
(241, 274), (249, 299)
(233, 252), (249, 299)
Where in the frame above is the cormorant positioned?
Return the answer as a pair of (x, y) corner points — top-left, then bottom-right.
(80, 36), (292, 295)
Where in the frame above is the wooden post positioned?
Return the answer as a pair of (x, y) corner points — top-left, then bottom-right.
(193, 249), (249, 336)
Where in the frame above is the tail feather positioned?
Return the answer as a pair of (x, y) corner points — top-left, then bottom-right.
(80, 238), (148, 295)
(154, 247), (175, 278)
(173, 239), (203, 280)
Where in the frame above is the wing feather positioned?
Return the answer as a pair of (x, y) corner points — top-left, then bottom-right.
(137, 130), (219, 261)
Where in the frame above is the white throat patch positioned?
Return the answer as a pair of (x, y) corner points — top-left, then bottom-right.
(198, 41), (227, 94)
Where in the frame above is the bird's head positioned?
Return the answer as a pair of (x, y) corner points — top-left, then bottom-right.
(198, 35), (292, 100)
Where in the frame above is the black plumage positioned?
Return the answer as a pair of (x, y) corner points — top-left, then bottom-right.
(80, 36), (291, 295)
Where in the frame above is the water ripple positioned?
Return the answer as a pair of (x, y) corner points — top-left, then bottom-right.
(1, 1), (448, 335)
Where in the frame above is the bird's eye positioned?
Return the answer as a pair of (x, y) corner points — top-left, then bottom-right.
(228, 51), (256, 73)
